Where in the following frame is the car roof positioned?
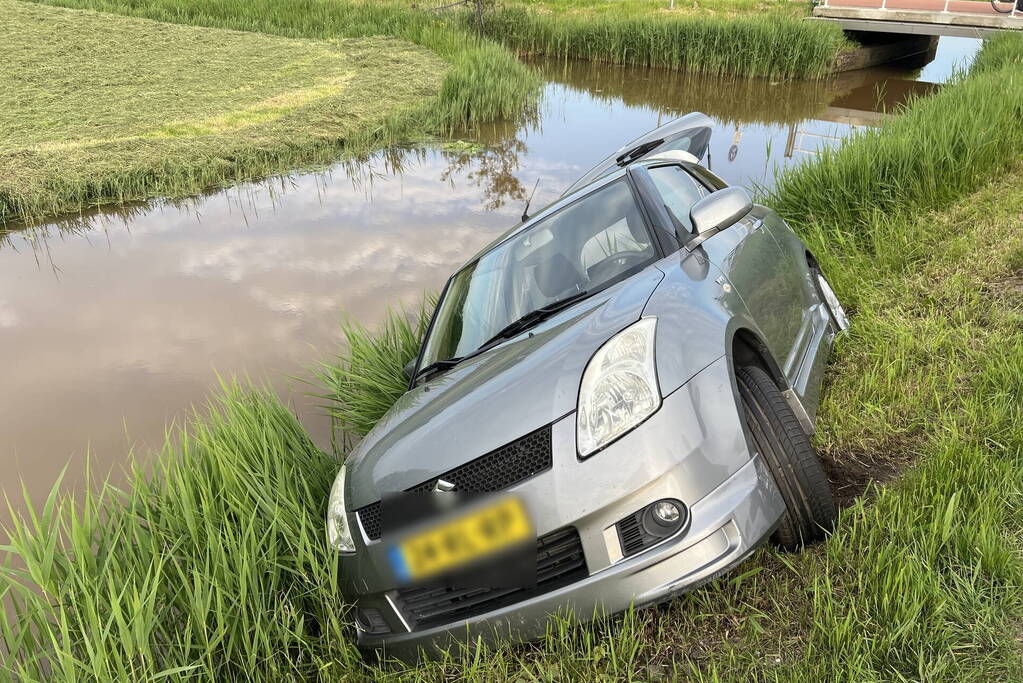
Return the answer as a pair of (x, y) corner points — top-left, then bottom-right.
(559, 111), (714, 198)
(451, 112), (716, 276)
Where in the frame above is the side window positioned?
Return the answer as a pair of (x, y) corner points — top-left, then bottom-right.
(647, 165), (710, 234)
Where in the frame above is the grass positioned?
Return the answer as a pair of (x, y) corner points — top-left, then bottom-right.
(4, 0), (537, 225)
(765, 40), (1023, 238)
(5, 30), (1023, 683)
(483, 4), (847, 79)
(315, 298), (435, 443)
(26, 0), (538, 131)
(1, 385), (358, 680)
(0, 0), (450, 224)
(506, 0), (811, 18)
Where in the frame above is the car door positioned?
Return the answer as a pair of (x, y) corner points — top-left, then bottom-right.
(642, 163), (808, 378)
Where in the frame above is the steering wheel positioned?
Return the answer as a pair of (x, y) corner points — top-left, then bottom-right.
(586, 250), (649, 283)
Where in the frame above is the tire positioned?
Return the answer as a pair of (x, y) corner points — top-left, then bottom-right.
(736, 366), (836, 551)
(809, 263), (849, 333)
(991, 0), (1013, 13)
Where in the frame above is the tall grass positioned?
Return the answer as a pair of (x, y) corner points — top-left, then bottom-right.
(766, 34), (1023, 239)
(1, 386), (356, 681)
(485, 5), (847, 79)
(316, 299), (434, 441)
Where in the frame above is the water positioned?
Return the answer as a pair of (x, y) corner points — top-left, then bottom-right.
(0, 37), (977, 523)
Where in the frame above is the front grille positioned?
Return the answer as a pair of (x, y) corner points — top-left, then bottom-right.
(395, 526), (587, 630)
(355, 425), (553, 541)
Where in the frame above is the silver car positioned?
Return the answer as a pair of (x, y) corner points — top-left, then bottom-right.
(326, 113), (846, 660)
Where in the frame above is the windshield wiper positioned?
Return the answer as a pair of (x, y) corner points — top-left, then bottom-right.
(414, 291), (590, 385)
(413, 357), (465, 384)
(615, 139), (664, 167)
(478, 290), (589, 350)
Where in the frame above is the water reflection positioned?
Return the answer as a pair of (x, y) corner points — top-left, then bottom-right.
(0, 37), (978, 526)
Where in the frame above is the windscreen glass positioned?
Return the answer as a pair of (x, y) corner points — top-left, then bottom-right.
(420, 180), (656, 366)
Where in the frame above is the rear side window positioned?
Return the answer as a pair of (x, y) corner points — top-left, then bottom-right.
(647, 165), (710, 234)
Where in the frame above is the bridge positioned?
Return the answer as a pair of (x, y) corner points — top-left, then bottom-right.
(812, 0), (1023, 38)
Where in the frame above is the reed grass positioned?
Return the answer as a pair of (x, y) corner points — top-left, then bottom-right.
(1, 384), (357, 681)
(484, 5), (847, 79)
(315, 298), (435, 442)
(765, 33), (1023, 240)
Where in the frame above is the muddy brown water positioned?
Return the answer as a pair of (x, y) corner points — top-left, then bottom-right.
(0, 38), (980, 529)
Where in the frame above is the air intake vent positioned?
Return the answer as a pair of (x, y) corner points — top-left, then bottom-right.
(616, 499), (689, 558)
(356, 425), (553, 541)
(395, 526), (587, 630)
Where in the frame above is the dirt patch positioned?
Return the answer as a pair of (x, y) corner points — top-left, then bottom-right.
(819, 439), (919, 510)
(985, 273), (1023, 299)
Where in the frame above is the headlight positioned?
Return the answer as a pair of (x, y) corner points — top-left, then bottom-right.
(577, 317), (661, 457)
(326, 465), (356, 553)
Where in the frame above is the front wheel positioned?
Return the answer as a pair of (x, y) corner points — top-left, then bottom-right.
(991, 0), (1015, 13)
(737, 366), (837, 551)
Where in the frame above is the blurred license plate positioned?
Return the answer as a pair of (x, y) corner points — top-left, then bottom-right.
(394, 497), (530, 580)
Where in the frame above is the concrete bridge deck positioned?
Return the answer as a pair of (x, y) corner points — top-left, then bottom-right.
(812, 0), (1023, 38)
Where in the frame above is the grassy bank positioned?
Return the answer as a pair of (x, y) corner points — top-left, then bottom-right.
(5, 33), (1023, 683)
(766, 33), (1023, 238)
(0, 0), (451, 224)
(1, 386), (357, 680)
(484, 4), (846, 79)
(4, 0), (537, 225)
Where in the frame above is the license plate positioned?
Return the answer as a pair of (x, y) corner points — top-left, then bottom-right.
(391, 497), (531, 581)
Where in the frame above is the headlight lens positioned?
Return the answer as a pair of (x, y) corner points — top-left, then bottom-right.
(577, 317), (661, 457)
(326, 465), (356, 553)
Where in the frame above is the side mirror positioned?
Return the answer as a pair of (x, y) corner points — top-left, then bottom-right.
(689, 186), (753, 236)
(402, 358), (417, 381)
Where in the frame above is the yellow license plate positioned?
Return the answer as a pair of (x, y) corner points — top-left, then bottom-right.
(395, 497), (531, 581)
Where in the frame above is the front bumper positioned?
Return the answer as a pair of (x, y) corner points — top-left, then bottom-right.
(344, 356), (787, 660)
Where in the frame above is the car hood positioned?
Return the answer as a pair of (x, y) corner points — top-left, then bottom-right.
(345, 268), (664, 507)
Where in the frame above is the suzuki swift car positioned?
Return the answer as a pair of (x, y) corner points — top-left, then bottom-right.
(326, 112), (847, 660)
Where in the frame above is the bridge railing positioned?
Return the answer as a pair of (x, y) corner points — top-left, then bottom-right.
(817, 0), (1020, 17)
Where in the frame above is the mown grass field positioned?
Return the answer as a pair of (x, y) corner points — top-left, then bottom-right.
(2, 0), (537, 225)
(0, 0), (450, 224)
(4, 31), (1023, 681)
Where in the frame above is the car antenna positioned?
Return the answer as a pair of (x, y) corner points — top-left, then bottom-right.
(521, 177), (541, 223)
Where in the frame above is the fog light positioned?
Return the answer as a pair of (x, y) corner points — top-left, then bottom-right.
(652, 500), (680, 524)
(641, 498), (687, 538)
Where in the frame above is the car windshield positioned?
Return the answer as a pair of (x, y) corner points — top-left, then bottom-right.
(419, 179), (657, 368)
